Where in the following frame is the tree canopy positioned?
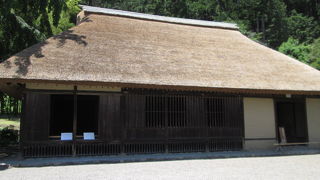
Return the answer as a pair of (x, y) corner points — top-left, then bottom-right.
(0, 0), (80, 61)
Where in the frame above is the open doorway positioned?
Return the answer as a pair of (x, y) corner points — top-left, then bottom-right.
(50, 95), (99, 137)
(77, 95), (99, 135)
(276, 99), (308, 143)
(50, 95), (73, 136)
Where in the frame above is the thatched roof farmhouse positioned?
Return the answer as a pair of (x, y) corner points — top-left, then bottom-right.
(1, 6), (320, 157)
(1, 6), (320, 95)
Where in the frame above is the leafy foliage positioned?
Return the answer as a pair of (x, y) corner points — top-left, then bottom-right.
(286, 10), (320, 44)
(309, 38), (320, 70)
(0, 92), (21, 115)
(0, 0), (80, 62)
(0, 127), (19, 146)
(279, 37), (311, 63)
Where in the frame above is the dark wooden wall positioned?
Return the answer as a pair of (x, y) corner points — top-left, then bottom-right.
(21, 92), (50, 142)
(98, 94), (122, 142)
(22, 90), (244, 144)
(121, 91), (244, 142)
(22, 89), (246, 157)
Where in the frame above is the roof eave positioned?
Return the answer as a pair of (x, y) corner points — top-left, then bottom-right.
(1, 78), (320, 96)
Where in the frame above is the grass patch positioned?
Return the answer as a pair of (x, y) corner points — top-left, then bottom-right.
(0, 118), (20, 130)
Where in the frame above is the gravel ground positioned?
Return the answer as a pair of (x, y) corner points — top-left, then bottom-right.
(1, 154), (320, 180)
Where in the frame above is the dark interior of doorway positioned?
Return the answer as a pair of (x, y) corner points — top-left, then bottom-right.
(77, 95), (99, 135)
(276, 100), (308, 143)
(50, 95), (99, 136)
(50, 95), (73, 136)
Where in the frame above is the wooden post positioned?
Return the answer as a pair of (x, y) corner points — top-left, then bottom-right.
(19, 93), (26, 158)
(204, 97), (209, 153)
(120, 94), (126, 155)
(165, 94), (169, 153)
(72, 86), (78, 157)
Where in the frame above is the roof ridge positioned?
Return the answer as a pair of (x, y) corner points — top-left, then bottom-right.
(80, 5), (238, 30)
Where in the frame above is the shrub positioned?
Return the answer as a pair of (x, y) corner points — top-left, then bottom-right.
(0, 127), (19, 146)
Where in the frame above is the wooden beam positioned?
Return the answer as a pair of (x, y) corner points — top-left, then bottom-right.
(20, 93), (26, 157)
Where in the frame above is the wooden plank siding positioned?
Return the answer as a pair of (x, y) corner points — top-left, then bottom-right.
(98, 94), (121, 141)
(123, 90), (243, 141)
(22, 92), (50, 142)
(22, 89), (244, 157)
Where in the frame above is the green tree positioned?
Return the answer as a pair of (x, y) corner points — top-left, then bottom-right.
(0, 0), (80, 62)
(309, 38), (320, 70)
(278, 37), (311, 63)
(262, 0), (288, 48)
(286, 10), (320, 44)
(284, 0), (320, 21)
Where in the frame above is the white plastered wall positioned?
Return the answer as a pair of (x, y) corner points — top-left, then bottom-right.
(243, 98), (276, 150)
(306, 98), (320, 148)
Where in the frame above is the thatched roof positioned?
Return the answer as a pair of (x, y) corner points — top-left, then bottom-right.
(80, 6), (238, 30)
(1, 5), (320, 95)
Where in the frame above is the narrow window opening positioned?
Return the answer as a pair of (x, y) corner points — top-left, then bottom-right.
(77, 95), (99, 135)
(50, 95), (74, 136)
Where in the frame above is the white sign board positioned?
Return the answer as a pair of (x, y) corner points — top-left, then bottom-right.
(83, 132), (95, 140)
(61, 133), (72, 141)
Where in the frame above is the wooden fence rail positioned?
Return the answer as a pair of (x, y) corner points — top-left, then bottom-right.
(23, 138), (243, 158)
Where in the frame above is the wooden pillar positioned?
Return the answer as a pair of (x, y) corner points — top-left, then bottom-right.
(204, 96), (210, 153)
(72, 86), (78, 157)
(165, 94), (169, 153)
(121, 94), (126, 155)
(20, 93), (26, 158)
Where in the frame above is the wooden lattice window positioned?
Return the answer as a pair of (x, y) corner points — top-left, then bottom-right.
(145, 95), (187, 128)
(205, 98), (226, 127)
(167, 96), (187, 127)
(145, 96), (166, 128)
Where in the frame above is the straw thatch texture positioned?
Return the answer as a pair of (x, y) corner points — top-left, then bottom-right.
(1, 12), (320, 93)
